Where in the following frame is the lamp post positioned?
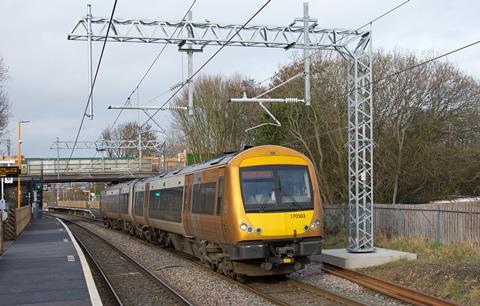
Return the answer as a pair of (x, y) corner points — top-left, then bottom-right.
(17, 120), (30, 208)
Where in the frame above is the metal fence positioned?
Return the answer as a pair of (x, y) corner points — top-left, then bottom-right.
(324, 202), (480, 244)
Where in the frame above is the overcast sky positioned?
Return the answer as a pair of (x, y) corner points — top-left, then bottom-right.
(1, 0), (479, 158)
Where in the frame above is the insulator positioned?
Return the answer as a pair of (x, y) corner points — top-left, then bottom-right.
(166, 106), (188, 111)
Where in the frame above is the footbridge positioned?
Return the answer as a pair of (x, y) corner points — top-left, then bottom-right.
(17, 157), (157, 183)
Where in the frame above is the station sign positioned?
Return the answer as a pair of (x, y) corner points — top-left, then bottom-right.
(0, 166), (19, 177)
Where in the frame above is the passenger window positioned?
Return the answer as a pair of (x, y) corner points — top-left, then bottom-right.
(216, 177), (224, 215)
(192, 182), (216, 215)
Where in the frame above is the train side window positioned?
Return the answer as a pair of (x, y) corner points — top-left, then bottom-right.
(192, 182), (216, 215)
(148, 187), (182, 222)
(216, 177), (224, 215)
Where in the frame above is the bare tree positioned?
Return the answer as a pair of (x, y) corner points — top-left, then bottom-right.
(253, 50), (480, 204)
(0, 57), (10, 137)
(164, 123), (186, 158)
(100, 121), (160, 158)
(172, 74), (262, 163)
(253, 53), (349, 204)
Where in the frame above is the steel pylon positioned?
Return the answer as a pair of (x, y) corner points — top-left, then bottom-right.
(68, 3), (375, 253)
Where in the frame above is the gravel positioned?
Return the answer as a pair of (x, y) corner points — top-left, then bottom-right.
(290, 262), (407, 306)
(77, 221), (273, 306)
(72, 218), (407, 305)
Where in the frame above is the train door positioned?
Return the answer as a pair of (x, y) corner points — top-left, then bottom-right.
(144, 182), (150, 226)
(191, 169), (218, 241)
(214, 169), (225, 242)
(183, 175), (194, 236)
(128, 184), (134, 221)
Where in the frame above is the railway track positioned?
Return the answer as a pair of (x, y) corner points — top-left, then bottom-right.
(322, 263), (458, 306)
(246, 278), (365, 306)
(139, 239), (365, 306)
(62, 219), (192, 306)
(57, 214), (366, 305)
(57, 213), (453, 305)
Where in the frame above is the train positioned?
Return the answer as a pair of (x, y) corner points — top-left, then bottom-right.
(100, 145), (323, 281)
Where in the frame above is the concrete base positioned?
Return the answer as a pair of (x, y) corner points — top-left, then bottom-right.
(311, 248), (417, 269)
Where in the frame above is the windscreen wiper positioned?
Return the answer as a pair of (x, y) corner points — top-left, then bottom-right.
(259, 189), (275, 212)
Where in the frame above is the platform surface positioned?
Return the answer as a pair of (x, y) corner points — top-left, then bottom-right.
(0, 212), (93, 305)
(312, 247), (417, 269)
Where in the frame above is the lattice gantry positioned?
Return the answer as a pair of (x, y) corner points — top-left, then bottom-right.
(68, 7), (375, 253)
(345, 32), (374, 252)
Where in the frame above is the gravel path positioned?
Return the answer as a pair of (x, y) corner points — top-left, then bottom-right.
(77, 221), (272, 305)
(290, 262), (407, 306)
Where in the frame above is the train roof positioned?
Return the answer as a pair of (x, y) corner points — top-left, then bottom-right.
(106, 178), (140, 189)
(106, 145), (305, 188)
(142, 151), (239, 183)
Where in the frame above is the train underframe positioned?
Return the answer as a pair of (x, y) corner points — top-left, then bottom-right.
(104, 217), (322, 282)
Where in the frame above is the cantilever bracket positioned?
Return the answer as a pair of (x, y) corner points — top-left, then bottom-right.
(230, 92), (306, 133)
(245, 102), (281, 133)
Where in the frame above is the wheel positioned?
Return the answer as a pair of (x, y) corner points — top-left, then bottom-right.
(235, 274), (247, 283)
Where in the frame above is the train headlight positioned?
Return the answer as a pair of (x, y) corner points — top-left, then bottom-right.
(310, 219), (321, 229)
(304, 225), (309, 231)
(240, 223), (249, 231)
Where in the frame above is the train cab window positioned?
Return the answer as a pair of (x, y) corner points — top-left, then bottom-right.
(240, 165), (313, 213)
(216, 177), (224, 215)
(192, 182), (216, 215)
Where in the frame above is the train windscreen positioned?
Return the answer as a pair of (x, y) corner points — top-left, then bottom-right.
(240, 165), (313, 213)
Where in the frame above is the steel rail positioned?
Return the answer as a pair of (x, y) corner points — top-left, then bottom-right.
(61, 218), (193, 306)
(73, 231), (124, 306)
(153, 248), (291, 306)
(92, 225), (364, 306)
(54, 213), (365, 305)
(322, 263), (458, 306)
(281, 279), (365, 306)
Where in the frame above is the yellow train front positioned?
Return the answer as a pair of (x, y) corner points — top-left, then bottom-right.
(182, 145), (323, 279)
(101, 145), (323, 280)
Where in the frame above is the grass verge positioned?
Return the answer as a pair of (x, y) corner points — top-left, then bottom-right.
(348, 232), (480, 305)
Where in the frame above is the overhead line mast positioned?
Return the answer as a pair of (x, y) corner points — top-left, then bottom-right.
(68, 2), (374, 253)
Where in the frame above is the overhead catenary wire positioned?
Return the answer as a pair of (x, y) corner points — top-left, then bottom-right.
(260, 39), (480, 104)
(372, 40), (480, 86)
(108, 0), (198, 133)
(140, 0), (273, 129)
(137, 0), (407, 127)
(253, 0), (411, 92)
(279, 39), (480, 147)
(65, 0), (118, 170)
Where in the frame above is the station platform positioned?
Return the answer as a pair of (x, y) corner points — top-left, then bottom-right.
(0, 212), (100, 305)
